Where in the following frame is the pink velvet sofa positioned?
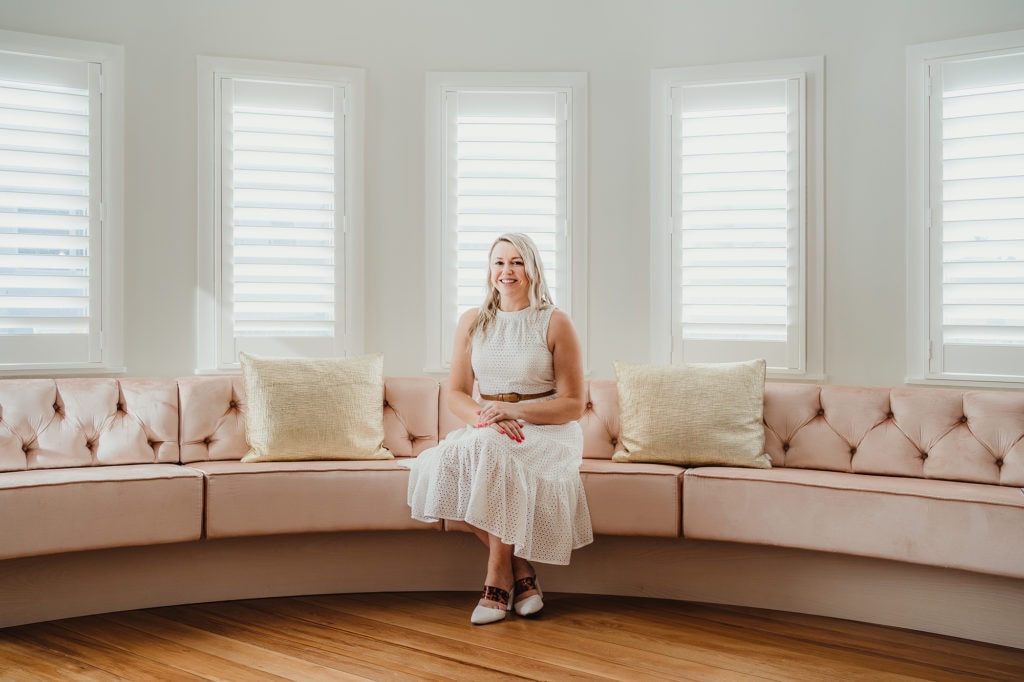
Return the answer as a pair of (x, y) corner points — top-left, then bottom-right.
(1, 376), (1022, 649)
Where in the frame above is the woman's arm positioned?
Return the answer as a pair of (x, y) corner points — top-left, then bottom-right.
(446, 308), (485, 425)
(476, 309), (586, 430)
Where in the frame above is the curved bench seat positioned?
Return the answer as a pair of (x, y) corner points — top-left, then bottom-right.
(1, 375), (1022, 651)
(2, 531), (1022, 649)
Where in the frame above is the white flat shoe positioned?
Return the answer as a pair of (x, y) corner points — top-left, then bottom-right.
(470, 585), (512, 625)
(513, 575), (544, 617)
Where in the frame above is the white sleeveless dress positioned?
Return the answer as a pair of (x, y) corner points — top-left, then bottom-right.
(404, 306), (593, 565)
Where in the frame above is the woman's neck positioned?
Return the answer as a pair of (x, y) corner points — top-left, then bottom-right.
(498, 296), (529, 312)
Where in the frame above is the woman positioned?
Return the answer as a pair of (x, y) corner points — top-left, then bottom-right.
(404, 233), (593, 624)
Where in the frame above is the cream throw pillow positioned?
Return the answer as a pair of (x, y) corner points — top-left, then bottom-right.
(239, 352), (392, 462)
(612, 359), (770, 468)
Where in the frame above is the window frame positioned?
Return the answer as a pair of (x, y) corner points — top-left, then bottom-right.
(0, 29), (124, 376)
(424, 71), (588, 374)
(196, 56), (365, 373)
(650, 56), (825, 379)
(906, 29), (1024, 388)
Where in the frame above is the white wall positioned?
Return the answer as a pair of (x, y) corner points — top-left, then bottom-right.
(2, 0), (1023, 383)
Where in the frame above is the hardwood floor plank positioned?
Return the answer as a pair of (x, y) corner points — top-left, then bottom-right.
(91, 611), (365, 682)
(250, 595), (598, 681)
(142, 606), (397, 679)
(412, 592), (908, 682)
(444, 589), (843, 679)
(0, 634), (118, 681)
(2, 592), (1022, 681)
(186, 599), (520, 681)
(658, 601), (1024, 680)
(3, 622), (206, 681)
(603, 597), (1021, 681)
(322, 591), (748, 681)
(592, 597), (940, 680)
(49, 616), (292, 681)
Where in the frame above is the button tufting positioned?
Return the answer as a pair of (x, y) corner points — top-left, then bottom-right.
(22, 443), (30, 452)
(959, 416), (968, 424)
(887, 411), (894, 418)
(996, 458), (1004, 467)
(148, 440), (156, 447)
(920, 451), (928, 460)
(817, 408), (825, 416)
(87, 440), (96, 450)
(116, 403), (124, 411)
(203, 437), (212, 445)
(782, 443), (790, 452)
(53, 402), (61, 412)
(383, 400), (389, 408)
(849, 447), (857, 455)
(229, 400), (238, 409)
(610, 437), (618, 446)
(586, 402), (593, 409)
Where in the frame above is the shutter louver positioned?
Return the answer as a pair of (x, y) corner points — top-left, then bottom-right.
(0, 61), (92, 338)
(450, 91), (564, 324)
(673, 78), (801, 367)
(223, 78), (338, 342)
(939, 53), (1024, 352)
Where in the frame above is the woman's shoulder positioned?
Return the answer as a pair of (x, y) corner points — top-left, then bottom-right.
(546, 306), (570, 323)
(545, 307), (578, 335)
(454, 307), (481, 338)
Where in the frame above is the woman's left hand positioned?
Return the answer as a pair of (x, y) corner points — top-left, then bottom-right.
(477, 402), (525, 442)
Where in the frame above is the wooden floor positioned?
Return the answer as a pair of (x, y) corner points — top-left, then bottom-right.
(2, 592), (1023, 681)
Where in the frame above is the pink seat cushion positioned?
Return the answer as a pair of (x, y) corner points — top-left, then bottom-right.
(683, 466), (1024, 578)
(580, 459), (683, 537)
(0, 463), (203, 559)
(192, 459), (441, 538)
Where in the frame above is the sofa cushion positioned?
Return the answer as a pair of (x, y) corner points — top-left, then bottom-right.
(0, 463), (203, 559)
(683, 466), (1024, 579)
(612, 359), (770, 468)
(193, 459), (441, 538)
(579, 459), (684, 537)
(446, 458), (683, 539)
(239, 352), (392, 462)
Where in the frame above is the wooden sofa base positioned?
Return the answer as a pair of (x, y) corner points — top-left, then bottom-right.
(2, 532), (1022, 650)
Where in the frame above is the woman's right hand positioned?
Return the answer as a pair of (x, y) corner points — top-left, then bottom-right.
(477, 401), (525, 442)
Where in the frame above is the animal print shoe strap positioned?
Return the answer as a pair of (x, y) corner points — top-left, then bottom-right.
(514, 576), (538, 594)
(481, 585), (510, 605)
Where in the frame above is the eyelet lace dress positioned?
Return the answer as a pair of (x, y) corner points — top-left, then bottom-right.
(403, 306), (593, 565)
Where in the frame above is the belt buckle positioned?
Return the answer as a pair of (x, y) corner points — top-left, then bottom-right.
(504, 392), (522, 403)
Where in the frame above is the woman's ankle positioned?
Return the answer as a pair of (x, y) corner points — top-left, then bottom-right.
(512, 556), (535, 580)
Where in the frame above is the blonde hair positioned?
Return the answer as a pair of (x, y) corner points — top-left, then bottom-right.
(468, 233), (553, 339)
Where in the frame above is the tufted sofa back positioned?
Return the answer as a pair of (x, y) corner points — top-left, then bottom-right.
(177, 376), (441, 463)
(0, 378), (179, 472)
(580, 379), (1024, 487)
(3, 376), (1022, 488)
(762, 383), (1024, 487)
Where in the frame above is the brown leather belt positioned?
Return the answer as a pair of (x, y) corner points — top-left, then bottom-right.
(479, 389), (556, 403)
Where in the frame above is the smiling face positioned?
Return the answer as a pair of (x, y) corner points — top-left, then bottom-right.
(489, 239), (531, 308)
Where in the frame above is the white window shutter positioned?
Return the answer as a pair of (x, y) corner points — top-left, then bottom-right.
(671, 76), (804, 370)
(0, 51), (102, 366)
(441, 88), (569, 358)
(217, 76), (344, 362)
(929, 50), (1024, 380)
